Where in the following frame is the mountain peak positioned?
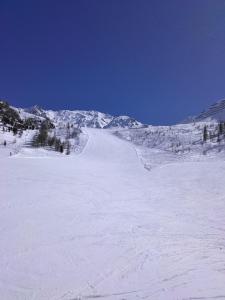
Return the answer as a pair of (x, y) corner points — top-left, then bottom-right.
(194, 99), (225, 122)
(105, 115), (145, 129)
(25, 105), (47, 118)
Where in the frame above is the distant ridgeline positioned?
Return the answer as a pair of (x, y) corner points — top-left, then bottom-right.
(183, 99), (225, 123)
(195, 99), (225, 122)
(0, 100), (79, 155)
(0, 100), (46, 133)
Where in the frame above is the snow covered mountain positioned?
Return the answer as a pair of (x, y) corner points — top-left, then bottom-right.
(45, 109), (113, 128)
(1, 99), (225, 161)
(23, 105), (144, 129)
(105, 115), (145, 129)
(185, 99), (225, 123)
(195, 99), (225, 122)
(9, 99), (225, 130)
(24, 105), (48, 118)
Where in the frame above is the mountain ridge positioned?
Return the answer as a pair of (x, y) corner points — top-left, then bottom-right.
(24, 98), (225, 127)
(2, 98), (225, 130)
(22, 105), (146, 129)
(183, 99), (225, 123)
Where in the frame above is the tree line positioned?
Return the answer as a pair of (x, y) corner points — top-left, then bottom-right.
(203, 121), (225, 142)
(32, 120), (71, 154)
(0, 101), (46, 134)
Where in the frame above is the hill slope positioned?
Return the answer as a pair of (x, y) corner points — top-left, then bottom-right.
(0, 129), (225, 299)
(187, 99), (225, 122)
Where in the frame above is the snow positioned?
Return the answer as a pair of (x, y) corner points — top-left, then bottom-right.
(186, 98), (225, 123)
(44, 110), (114, 129)
(0, 129), (37, 157)
(105, 115), (144, 129)
(114, 122), (225, 169)
(14, 106), (145, 129)
(1, 128), (225, 299)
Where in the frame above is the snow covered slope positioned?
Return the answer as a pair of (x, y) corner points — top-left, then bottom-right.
(2, 100), (225, 160)
(24, 105), (48, 119)
(105, 115), (145, 129)
(114, 121), (225, 169)
(1, 129), (225, 299)
(186, 99), (225, 122)
(23, 105), (144, 129)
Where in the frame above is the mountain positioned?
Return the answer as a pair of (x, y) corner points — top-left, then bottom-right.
(44, 110), (114, 128)
(24, 105), (48, 119)
(25, 99), (225, 129)
(195, 99), (225, 122)
(185, 99), (225, 123)
(1, 99), (225, 164)
(21, 105), (145, 129)
(104, 115), (145, 129)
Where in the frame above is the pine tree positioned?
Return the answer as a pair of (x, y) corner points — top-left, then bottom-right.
(60, 144), (64, 153)
(66, 122), (70, 139)
(218, 122), (223, 135)
(12, 126), (18, 135)
(54, 138), (61, 152)
(66, 140), (71, 155)
(203, 125), (208, 142)
(32, 121), (48, 147)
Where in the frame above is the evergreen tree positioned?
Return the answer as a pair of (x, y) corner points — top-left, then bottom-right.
(65, 140), (71, 155)
(54, 138), (61, 152)
(32, 121), (48, 147)
(12, 126), (18, 135)
(218, 122), (224, 135)
(60, 144), (64, 153)
(203, 125), (208, 142)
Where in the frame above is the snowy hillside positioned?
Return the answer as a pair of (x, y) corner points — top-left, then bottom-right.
(114, 121), (225, 169)
(185, 99), (225, 123)
(1, 100), (225, 299)
(1, 128), (225, 300)
(1, 100), (225, 161)
(24, 105), (48, 119)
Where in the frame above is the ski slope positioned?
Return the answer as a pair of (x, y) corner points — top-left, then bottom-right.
(1, 129), (225, 300)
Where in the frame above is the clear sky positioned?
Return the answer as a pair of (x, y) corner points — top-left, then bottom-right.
(1, 0), (225, 125)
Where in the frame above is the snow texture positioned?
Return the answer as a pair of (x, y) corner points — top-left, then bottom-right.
(1, 128), (225, 300)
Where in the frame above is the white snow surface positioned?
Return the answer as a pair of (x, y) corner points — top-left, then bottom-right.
(1, 129), (225, 299)
(114, 122), (225, 169)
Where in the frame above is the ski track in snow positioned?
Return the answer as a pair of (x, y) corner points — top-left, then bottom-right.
(0, 129), (225, 300)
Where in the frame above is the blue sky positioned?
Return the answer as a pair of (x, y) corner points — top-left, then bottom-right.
(1, 0), (225, 124)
